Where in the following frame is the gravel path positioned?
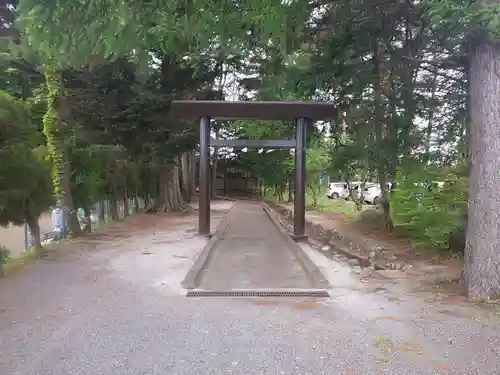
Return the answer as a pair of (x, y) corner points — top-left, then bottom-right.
(0, 201), (499, 375)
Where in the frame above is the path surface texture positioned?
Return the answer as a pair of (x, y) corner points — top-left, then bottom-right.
(1, 200), (499, 375)
(198, 201), (315, 290)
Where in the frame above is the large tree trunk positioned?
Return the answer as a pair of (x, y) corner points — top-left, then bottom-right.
(43, 70), (81, 238)
(133, 195), (140, 213)
(26, 215), (42, 256)
(156, 158), (189, 213)
(372, 42), (393, 230)
(62, 158), (81, 236)
(110, 197), (119, 220)
(98, 201), (105, 221)
(424, 71), (438, 162)
(462, 32), (500, 300)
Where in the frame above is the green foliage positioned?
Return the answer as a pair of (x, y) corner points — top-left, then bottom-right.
(42, 69), (68, 200)
(18, 0), (298, 67)
(305, 141), (331, 208)
(427, 0), (500, 38)
(0, 246), (10, 265)
(391, 165), (467, 251)
(233, 119), (295, 196)
(0, 92), (54, 227)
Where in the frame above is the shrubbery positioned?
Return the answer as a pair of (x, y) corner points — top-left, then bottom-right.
(391, 166), (467, 253)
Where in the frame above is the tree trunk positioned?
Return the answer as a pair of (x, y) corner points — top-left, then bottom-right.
(309, 185), (319, 208)
(62, 155), (81, 236)
(98, 201), (105, 221)
(123, 190), (129, 218)
(462, 32), (500, 300)
(110, 198), (118, 220)
(43, 70), (81, 238)
(188, 150), (196, 199)
(211, 160), (218, 198)
(211, 125), (220, 198)
(288, 180), (294, 202)
(277, 185), (284, 201)
(156, 158), (188, 213)
(424, 71), (438, 162)
(181, 152), (190, 201)
(104, 200), (111, 219)
(354, 181), (367, 211)
(377, 171), (393, 230)
(134, 195), (140, 213)
(372, 41), (393, 230)
(26, 215), (42, 256)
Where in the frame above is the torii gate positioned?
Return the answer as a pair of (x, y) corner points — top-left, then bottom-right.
(170, 100), (337, 241)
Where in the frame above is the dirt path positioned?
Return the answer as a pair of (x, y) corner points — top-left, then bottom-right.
(0, 213), (53, 257)
(0, 200), (499, 375)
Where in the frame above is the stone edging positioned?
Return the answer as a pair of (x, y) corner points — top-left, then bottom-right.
(267, 202), (399, 271)
(181, 207), (233, 289)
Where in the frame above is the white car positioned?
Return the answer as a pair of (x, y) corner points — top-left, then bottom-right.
(348, 183), (376, 202)
(363, 184), (382, 205)
(349, 182), (394, 205)
(327, 182), (347, 199)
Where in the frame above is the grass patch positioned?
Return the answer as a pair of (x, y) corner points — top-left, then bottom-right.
(306, 195), (360, 219)
(263, 193), (361, 219)
(2, 248), (38, 276)
(2, 241), (66, 276)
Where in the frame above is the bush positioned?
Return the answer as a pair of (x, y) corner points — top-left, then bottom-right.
(0, 245), (10, 277)
(0, 246), (10, 264)
(391, 166), (467, 252)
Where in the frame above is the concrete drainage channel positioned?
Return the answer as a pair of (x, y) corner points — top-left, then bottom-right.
(182, 202), (330, 298)
(186, 290), (330, 298)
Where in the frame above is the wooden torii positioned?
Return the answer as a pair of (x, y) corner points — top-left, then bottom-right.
(170, 100), (337, 241)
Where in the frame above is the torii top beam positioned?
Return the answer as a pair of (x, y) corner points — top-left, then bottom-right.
(170, 100), (337, 121)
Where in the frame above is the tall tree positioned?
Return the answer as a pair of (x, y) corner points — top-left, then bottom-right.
(462, 0), (500, 299)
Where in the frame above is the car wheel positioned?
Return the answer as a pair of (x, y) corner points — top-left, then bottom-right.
(373, 196), (379, 205)
(331, 192), (339, 199)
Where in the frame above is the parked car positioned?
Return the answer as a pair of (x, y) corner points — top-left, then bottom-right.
(348, 182), (376, 202)
(327, 182), (347, 199)
(363, 184), (382, 205)
(342, 181), (362, 200)
(349, 182), (394, 205)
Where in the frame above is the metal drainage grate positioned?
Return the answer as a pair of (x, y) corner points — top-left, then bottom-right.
(186, 290), (330, 298)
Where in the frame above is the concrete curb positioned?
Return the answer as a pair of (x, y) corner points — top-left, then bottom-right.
(262, 203), (331, 289)
(181, 208), (233, 290)
(214, 196), (237, 201)
(268, 202), (387, 271)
